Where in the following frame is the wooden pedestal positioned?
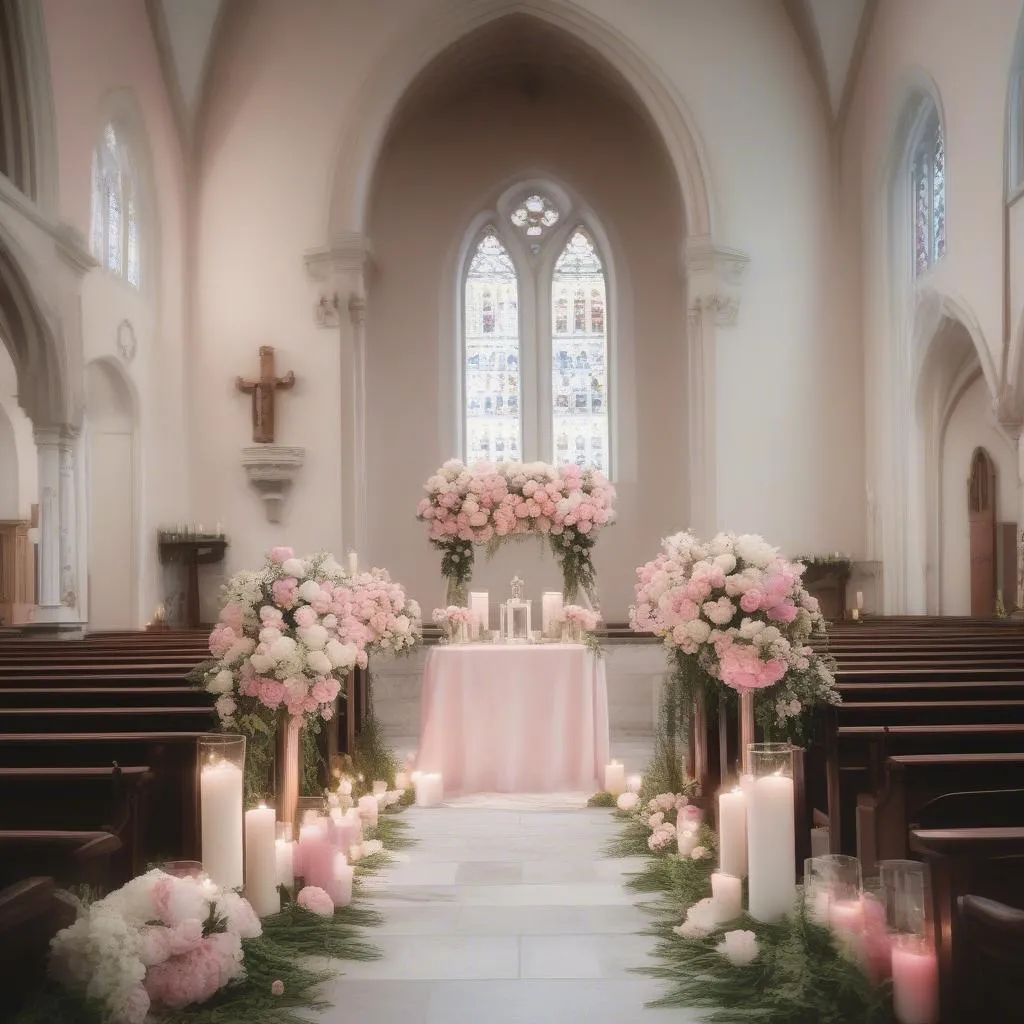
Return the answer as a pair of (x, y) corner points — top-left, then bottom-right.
(0, 521), (35, 625)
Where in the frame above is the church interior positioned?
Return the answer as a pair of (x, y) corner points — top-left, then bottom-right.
(2, 1), (1024, 1022)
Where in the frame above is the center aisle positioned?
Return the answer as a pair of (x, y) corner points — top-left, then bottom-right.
(313, 807), (702, 1024)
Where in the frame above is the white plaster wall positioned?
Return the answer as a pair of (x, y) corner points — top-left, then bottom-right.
(940, 376), (1018, 614)
(194, 0), (848, 607)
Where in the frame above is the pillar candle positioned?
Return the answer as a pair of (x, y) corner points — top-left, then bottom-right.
(244, 805), (280, 917)
(358, 794), (379, 825)
(677, 829), (697, 856)
(541, 592), (563, 638)
(200, 759), (244, 890)
(717, 787), (748, 878)
(347, 551), (358, 575)
(856, 591), (864, 610)
(345, 806), (365, 837)
(627, 774), (643, 794)
(372, 780), (388, 797)
(891, 941), (939, 1024)
(604, 761), (626, 796)
(852, 608), (860, 621)
(329, 808), (360, 855)
(710, 872), (743, 922)
(746, 771), (795, 922)
(298, 819), (334, 891)
(395, 770), (410, 791)
(275, 837), (295, 888)
(414, 772), (444, 807)
(332, 853), (354, 908)
(469, 592), (490, 638)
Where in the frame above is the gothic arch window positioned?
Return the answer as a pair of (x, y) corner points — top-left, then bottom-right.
(90, 123), (141, 288)
(1009, 20), (1024, 194)
(909, 105), (946, 276)
(459, 186), (613, 475)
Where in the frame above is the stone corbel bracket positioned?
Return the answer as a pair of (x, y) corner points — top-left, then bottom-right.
(241, 445), (305, 523)
(685, 237), (751, 326)
(305, 233), (374, 327)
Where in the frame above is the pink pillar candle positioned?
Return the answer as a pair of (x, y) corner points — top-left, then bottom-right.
(331, 853), (354, 908)
(891, 940), (939, 1024)
(298, 819), (335, 890)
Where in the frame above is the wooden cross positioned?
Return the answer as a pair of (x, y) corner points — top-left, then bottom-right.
(235, 345), (295, 444)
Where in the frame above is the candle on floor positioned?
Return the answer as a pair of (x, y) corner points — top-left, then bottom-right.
(717, 787), (748, 878)
(677, 829), (698, 856)
(345, 806), (365, 837)
(337, 777), (353, 797)
(852, 608), (860, 621)
(469, 592), (490, 638)
(829, 898), (866, 957)
(275, 827), (295, 889)
(358, 794), (379, 826)
(372, 780), (388, 797)
(200, 757), (244, 890)
(627, 774), (643, 794)
(332, 853), (354, 908)
(891, 939), (939, 1024)
(856, 591), (864, 610)
(395, 770), (410, 791)
(746, 746), (796, 923)
(604, 761), (626, 797)
(244, 804), (280, 917)
(414, 772), (444, 807)
(348, 843), (364, 862)
(710, 872), (743, 922)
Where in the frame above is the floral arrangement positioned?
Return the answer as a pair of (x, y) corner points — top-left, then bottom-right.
(49, 870), (261, 1024)
(431, 605), (476, 641)
(417, 459), (616, 604)
(559, 604), (600, 632)
(630, 530), (839, 741)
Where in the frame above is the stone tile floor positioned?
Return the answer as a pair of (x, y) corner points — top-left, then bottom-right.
(312, 806), (704, 1023)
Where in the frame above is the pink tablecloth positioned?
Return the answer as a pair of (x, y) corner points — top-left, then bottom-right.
(417, 644), (610, 794)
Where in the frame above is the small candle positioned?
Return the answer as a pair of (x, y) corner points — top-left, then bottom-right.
(244, 804), (280, 917)
(677, 829), (698, 856)
(200, 759), (244, 890)
(414, 772), (444, 807)
(891, 940), (939, 1024)
(469, 592), (490, 638)
(711, 872), (742, 922)
(275, 837), (295, 889)
(372, 780), (388, 797)
(298, 818), (334, 892)
(856, 591), (864, 610)
(541, 592), (564, 638)
(358, 794), (379, 825)
(395, 771), (410, 791)
(829, 898), (866, 957)
(746, 771), (796, 922)
(717, 787), (748, 878)
(604, 761), (626, 797)
(852, 608), (860, 621)
(626, 774), (643, 794)
(332, 853), (354, 908)
(345, 806), (364, 837)
(347, 550), (358, 575)
(337, 777), (353, 796)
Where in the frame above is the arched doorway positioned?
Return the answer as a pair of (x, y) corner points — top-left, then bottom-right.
(968, 447), (997, 617)
(85, 360), (137, 628)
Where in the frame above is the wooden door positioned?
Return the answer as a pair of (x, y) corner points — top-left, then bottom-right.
(968, 448), (997, 617)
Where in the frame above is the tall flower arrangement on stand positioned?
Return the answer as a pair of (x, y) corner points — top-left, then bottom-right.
(193, 548), (422, 803)
(630, 531), (839, 750)
(417, 459), (616, 605)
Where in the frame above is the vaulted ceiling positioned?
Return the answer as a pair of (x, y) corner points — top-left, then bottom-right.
(144, 0), (875, 147)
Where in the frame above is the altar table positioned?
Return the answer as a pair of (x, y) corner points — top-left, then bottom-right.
(417, 644), (610, 794)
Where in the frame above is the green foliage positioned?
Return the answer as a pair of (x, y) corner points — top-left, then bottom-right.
(587, 791), (616, 807)
(348, 706), (400, 796)
(367, 815), (415, 851)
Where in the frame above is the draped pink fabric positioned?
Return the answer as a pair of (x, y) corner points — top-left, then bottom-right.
(417, 645), (610, 794)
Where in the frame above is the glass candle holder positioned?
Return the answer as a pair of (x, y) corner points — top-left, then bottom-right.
(746, 742), (795, 922)
(198, 734), (246, 890)
(809, 854), (864, 954)
(880, 860), (938, 1024)
(161, 860), (205, 879)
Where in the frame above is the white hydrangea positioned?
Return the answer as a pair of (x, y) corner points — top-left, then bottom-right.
(717, 929), (759, 966)
(205, 669), (234, 695)
(281, 557), (306, 578)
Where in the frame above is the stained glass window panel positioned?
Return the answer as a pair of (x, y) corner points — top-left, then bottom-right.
(464, 231), (521, 465)
(107, 183), (122, 276)
(510, 193), (560, 239)
(127, 196), (140, 287)
(551, 230), (609, 474)
(90, 153), (105, 260)
(933, 122), (946, 261)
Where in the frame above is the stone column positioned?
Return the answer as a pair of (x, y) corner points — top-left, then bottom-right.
(33, 428), (61, 608)
(58, 429), (79, 609)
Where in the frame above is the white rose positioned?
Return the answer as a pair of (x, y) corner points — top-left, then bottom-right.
(206, 669), (235, 695)
(281, 558), (306, 578)
(325, 639), (358, 670)
(306, 650), (332, 675)
(270, 636), (298, 662)
(299, 624), (328, 650)
(298, 580), (321, 603)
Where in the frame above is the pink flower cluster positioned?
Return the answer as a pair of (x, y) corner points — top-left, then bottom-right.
(561, 605), (600, 631)
(201, 549), (422, 730)
(630, 531), (828, 694)
(417, 460), (616, 546)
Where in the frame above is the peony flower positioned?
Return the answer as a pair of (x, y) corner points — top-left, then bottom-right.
(296, 886), (334, 916)
(673, 897), (721, 940)
(690, 845), (709, 860)
(271, 980), (285, 996)
(281, 557), (306, 578)
(616, 792), (640, 812)
(717, 929), (759, 966)
(205, 669), (234, 695)
(270, 547), (294, 563)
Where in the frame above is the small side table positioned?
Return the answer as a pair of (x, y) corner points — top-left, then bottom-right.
(158, 538), (228, 628)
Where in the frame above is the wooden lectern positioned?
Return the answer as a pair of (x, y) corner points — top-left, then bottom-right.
(0, 520), (35, 625)
(157, 535), (228, 628)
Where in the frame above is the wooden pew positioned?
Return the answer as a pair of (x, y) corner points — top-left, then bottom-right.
(956, 895), (1024, 1023)
(0, 830), (124, 891)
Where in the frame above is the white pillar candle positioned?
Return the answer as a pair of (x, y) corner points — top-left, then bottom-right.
(244, 805), (280, 917)
(604, 761), (626, 797)
(275, 838), (295, 889)
(414, 772), (444, 807)
(677, 829), (698, 856)
(852, 608), (860, 621)
(627, 774), (643, 794)
(337, 777), (353, 797)
(332, 853), (354, 908)
(717, 787), (748, 878)
(541, 592), (563, 638)
(347, 550), (358, 575)
(372, 780), (388, 797)
(469, 592), (490, 638)
(856, 591), (864, 610)
(395, 771), (410, 791)
(891, 941), (939, 1024)
(746, 771), (796, 922)
(200, 760), (244, 890)
(710, 872), (743, 922)
(358, 794), (379, 825)
(345, 806), (365, 837)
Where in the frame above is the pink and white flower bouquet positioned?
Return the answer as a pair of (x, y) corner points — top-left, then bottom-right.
(560, 604), (600, 632)
(49, 870), (261, 1024)
(432, 605), (476, 642)
(417, 459), (616, 604)
(630, 531), (839, 740)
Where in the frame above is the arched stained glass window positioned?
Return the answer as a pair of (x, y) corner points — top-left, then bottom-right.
(551, 229), (608, 472)
(463, 230), (521, 464)
(91, 123), (141, 288)
(910, 108), (946, 276)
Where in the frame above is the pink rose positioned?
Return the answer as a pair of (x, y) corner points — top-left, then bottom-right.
(270, 546), (294, 564)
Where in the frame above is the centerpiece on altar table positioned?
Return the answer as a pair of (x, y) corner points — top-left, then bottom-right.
(432, 605), (476, 643)
(192, 547), (422, 818)
(629, 531), (840, 779)
(416, 459), (616, 606)
(558, 603), (600, 644)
